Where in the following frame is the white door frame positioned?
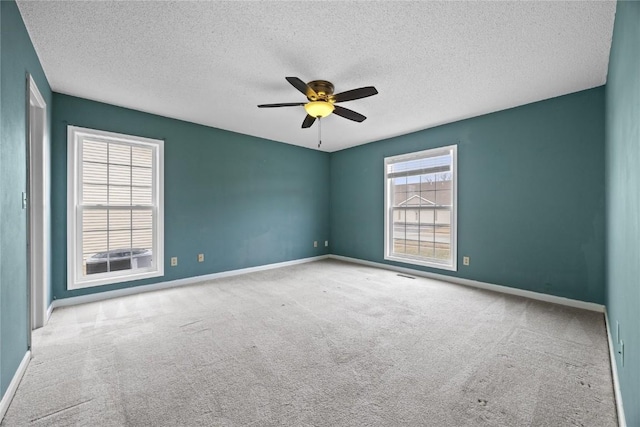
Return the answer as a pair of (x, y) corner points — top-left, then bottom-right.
(27, 74), (50, 330)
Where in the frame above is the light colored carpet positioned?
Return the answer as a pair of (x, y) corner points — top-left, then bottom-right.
(2, 259), (617, 426)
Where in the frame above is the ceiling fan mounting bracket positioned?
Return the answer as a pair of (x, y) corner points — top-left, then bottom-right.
(306, 80), (335, 102)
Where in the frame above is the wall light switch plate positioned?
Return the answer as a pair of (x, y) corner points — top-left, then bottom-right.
(314, 241), (318, 248)
(171, 257), (178, 266)
(325, 241), (329, 247)
(198, 254), (204, 262)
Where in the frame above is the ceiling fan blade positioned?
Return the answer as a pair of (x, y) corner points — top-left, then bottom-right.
(302, 115), (316, 128)
(286, 77), (317, 99)
(333, 105), (367, 122)
(257, 102), (305, 108)
(333, 86), (378, 103)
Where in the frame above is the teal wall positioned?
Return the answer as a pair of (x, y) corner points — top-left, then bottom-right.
(331, 88), (606, 304)
(605, 1), (640, 425)
(0, 1), (52, 396)
(51, 94), (330, 300)
(0, 0), (626, 420)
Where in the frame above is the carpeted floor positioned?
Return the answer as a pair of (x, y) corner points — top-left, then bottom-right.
(2, 259), (617, 426)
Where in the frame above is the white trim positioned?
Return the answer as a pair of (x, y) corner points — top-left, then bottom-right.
(66, 126), (164, 290)
(329, 255), (605, 312)
(27, 74), (50, 329)
(605, 310), (627, 427)
(46, 302), (54, 322)
(52, 255), (329, 309)
(0, 351), (31, 422)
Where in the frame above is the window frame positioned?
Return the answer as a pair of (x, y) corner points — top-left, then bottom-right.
(384, 145), (458, 271)
(67, 126), (164, 290)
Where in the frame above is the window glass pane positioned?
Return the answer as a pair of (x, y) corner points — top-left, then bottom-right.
(393, 238), (406, 255)
(108, 230), (132, 255)
(392, 218), (406, 234)
(132, 187), (152, 205)
(132, 166), (152, 187)
(83, 210), (107, 232)
(83, 183), (107, 204)
(419, 240), (434, 258)
(83, 162), (107, 185)
(393, 176), (407, 192)
(419, 210), (435, 225)
(403, 238), (419, 256)
(435, 172), (452, 205)
(130, 247), (153, 269)
(420, 191), (436, 206)
(83, 140), (107, 163)
(109, 143), (131, 165)
(109, 164), (131, 186)
(436, 225), (451, 245)
(419, 174), (435, 192)
(83, 231), (108, 275)
(419, 223), (434, 241)
(109, 185), (131, 205)
(107, 249), (132, 272)
(435, 209), (451, 225)
(133, 228), (153, 252)
(132, 210), (153, 229)
(405, 178), (420, 200)
(436, 246), (451, 261)
(132, 146), (153, 167)
(109, 209), (131, 232)
(394, 192), (407, 206)
(83, 230), (108, 256)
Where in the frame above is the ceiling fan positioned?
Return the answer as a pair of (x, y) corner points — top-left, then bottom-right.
(257, 77), (378, 129)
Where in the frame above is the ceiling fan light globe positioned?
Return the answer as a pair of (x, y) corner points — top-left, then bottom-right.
(304, 101), (334, 118)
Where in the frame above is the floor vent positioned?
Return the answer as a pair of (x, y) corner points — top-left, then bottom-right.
(397, 274), (415, 279)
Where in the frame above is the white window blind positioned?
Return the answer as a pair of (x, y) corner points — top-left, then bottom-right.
(68, 126), (164, 289)
(384, 145), (457, 270)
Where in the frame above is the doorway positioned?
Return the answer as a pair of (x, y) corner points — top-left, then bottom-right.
(27, 74), (49, 331)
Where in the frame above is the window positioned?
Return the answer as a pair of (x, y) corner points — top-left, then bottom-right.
(384, 145), (457, 270)
(67, 126), (164, 289)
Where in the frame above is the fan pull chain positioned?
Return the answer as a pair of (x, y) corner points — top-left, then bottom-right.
(318, 117), (322, 148)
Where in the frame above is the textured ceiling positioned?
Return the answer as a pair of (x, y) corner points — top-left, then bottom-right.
(17, 1), (616, 152)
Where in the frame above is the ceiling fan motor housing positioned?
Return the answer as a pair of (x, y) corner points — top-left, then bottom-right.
(307, 80), (335, 102)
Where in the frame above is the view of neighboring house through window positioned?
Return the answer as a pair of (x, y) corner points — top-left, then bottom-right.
(67, 126), (164, 289)
(384, 145), (457, 270)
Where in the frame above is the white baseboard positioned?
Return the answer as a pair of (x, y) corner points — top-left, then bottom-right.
(46, 303), (54, 322)
(605, 310), (627, 427)
(0, 351), (31, 422)
(52, 255), (329, 310)
(329, 255), (605, 312)
(51, 252), (604, 313)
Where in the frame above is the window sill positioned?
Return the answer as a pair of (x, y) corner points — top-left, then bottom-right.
(68, 268), (164, 290)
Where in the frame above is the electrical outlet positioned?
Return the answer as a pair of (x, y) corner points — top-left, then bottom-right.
(198, 253), (204, 262)
(463, 256), (470, 266)
(314, 241), (318, 248)
(325, 240), (329, 247)
(171, 257), (178, 266)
